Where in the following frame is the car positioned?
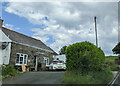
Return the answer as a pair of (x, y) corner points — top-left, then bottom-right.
(49, 60), (66, 70)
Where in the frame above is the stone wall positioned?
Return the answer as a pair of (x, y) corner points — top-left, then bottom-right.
(9, 42), (54, 70)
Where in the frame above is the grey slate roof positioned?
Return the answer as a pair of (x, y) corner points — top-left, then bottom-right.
(2, 27), (57, 55)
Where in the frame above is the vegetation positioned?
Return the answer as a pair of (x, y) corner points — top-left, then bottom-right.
(62, 41), (113, 84)
(112, 42), (120, 54)
(1, 65), (21, 80)
(105, 56), (118, 61)
(62, 68), (113, 84)
(65, 41), (105, 72)
(59, 45), (67, 55)
(105, 56), (119, 71)
(112, 42), (120, 70)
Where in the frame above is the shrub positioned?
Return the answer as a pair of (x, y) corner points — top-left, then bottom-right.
(65, 41), (105, 72)
(2, 65), (18, 76)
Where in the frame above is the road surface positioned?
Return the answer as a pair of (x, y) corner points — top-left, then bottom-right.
(113, 71), (120, 86)
(2, 71), (65, 85)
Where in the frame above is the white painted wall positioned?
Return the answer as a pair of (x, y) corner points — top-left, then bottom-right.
(0, 29), (12, 65)
(54, 55), (66, 62)
(2, 43), (11, 65)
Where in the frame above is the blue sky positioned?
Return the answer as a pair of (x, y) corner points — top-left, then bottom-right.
(2, 2), (55, 45)
(2, 3), (44, 36)
(1, 1), (118, 55)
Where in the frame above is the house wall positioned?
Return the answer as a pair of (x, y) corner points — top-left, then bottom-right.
(54, 55), (66, 62)
(9, 42), (53, 69)
(0, 29), (12, 65)
(2, 43), (12, 65)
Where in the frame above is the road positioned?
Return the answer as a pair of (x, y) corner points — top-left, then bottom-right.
(2, 71), (65, 85)
(113, 71), (120, 86)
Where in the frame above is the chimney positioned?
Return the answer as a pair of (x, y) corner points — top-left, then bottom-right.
(0, 18), (3, 29)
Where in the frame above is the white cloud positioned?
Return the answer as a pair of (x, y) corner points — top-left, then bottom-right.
(4, 24), (14, 30)
(4, 23), (21, 31)
(4, 2), (118, 55)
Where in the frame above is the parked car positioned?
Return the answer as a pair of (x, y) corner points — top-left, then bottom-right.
(49, 60), (66, 70)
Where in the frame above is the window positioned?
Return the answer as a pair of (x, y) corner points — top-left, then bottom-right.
(43, 57), (49, 66)
(16, 53), (28, 66)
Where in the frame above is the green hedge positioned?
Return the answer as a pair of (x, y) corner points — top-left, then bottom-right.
(65, 41), (105, 72)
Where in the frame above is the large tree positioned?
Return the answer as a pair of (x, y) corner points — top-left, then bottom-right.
(112, 42), (120, 54)
(59, 46), (67, 55)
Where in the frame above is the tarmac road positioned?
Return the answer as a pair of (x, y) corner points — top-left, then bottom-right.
(113, 71), (120, 86)
(2, 71), (65, 85)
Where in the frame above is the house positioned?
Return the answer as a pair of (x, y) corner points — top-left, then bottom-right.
(0, 19), (57, 71)
(53, 55), (66, 62)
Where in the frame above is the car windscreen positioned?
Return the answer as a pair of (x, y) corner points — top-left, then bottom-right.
(52, 60), (64, 63)
(58, 60), (64, 63)
(53, 61), (58, 63)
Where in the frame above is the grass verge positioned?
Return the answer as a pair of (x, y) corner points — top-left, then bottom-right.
(62, 68), (113, 84)
(105, 56), (118, 61)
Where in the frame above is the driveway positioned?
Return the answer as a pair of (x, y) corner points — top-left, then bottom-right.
(2, 71), (65, 85)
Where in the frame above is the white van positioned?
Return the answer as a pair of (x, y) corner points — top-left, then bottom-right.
(49, 60), (66, 70)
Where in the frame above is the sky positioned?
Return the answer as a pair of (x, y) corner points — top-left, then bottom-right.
(0, 1), (119, 56)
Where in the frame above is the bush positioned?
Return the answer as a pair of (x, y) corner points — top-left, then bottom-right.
(2, 65), (18, 76)
(65, 41), (105, 72)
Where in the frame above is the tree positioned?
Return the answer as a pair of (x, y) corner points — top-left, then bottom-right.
(112, 42), (120, 54)
(65, 41), (105, 73)
(59, 46), (67, 55)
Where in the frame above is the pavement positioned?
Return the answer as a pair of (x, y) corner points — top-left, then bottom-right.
(2, 71), (65, 85)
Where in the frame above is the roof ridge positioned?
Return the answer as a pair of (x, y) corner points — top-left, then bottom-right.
(2, 27), (58, 55)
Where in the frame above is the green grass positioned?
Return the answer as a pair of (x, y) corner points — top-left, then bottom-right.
(105, 56), (119, 71)
(105, 56), (118, 60)
(62, 69), (113, 85)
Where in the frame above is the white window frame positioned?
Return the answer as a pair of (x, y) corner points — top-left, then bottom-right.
(43, 57), (49, 66)
(15, 53), (28, 66)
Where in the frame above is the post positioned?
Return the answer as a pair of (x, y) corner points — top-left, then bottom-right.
(35, 56), (38, 71)
(94, 16), (98, 47)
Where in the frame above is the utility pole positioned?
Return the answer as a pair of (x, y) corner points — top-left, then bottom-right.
(94, 16), (98, 47)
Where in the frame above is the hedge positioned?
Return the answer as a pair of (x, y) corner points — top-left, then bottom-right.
(65, 41), (105, 73)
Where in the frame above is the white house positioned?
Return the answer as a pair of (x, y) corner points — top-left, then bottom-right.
(0, 19), (12, 65)
(53, 54), (66, 62)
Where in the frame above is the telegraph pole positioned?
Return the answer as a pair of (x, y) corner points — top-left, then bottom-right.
(94, 16), (98, 47)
